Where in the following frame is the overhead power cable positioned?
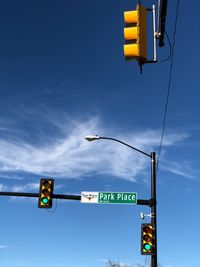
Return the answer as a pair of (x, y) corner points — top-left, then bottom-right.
(157, 0), (180, 171)
(158, 29), (172, 63)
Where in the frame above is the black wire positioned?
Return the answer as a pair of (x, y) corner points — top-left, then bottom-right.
(158, 29), (172, 63)
(157, 0), (180, 171)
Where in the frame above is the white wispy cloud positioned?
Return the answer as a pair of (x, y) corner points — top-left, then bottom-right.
(10, 182), (63, 192)
(0, 115), (191, 181)
(160, 160), (199, 181)
(0, 184), (7, 191)
(0, 245), (8, 249)
(11, 182), (39, 192)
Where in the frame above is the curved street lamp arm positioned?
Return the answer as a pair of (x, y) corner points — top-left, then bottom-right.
(98, 136), (151, 158)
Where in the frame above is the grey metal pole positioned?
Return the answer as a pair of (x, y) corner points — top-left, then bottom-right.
(158, 0), (168, 47)
(85, 135), (158, 265)
(151, 152), (157, 267)
(152, 5), (157, 62)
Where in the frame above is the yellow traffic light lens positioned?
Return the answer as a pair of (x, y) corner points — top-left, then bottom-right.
(42, 188), (49, 196)
(143, 234), (151, 242)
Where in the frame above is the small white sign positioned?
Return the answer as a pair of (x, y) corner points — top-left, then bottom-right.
(81, 191), (99, 203)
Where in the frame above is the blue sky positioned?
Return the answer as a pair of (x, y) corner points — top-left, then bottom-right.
(0, 0), (199, 267)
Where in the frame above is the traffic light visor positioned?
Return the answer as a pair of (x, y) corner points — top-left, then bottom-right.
(124, 44), (139, 58)
(124, 27), (138, 40)
(124, 10), (138, 24)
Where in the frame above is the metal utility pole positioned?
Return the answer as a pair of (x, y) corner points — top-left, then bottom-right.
(158, 0), (168, 47)
(85, 135), (158, 267)
(151, 152), (157, 267)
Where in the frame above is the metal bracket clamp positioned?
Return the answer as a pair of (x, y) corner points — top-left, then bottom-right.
(149, 198), (157, 207)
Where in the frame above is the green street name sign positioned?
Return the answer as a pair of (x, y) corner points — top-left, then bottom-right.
(81, 191), (137, 204)
(99, 192), (137, 204)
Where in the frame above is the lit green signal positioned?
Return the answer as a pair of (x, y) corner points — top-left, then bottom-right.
(41, 197), (49, 204)
(144, 243), (151, 251)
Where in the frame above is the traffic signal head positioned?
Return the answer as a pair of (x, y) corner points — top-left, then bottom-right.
(141, 223), (155, 255)
(123, 4), (147, 62)
(38, 179), (54, 208)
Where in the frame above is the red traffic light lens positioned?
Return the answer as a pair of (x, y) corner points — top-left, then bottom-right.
(143, 226), (152, 234)
(43, 181), (51, 188)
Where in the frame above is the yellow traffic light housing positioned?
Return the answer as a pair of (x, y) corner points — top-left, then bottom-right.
(38, 179), (54, 208)
(124, 4), (147, 62)
(141, 223), (155, 255)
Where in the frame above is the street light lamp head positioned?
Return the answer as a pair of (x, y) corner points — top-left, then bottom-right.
(85, 135), (100, 141)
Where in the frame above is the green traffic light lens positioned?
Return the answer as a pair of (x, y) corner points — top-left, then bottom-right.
(144, 243), (151, 251)
(41, 197), (49, 204)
